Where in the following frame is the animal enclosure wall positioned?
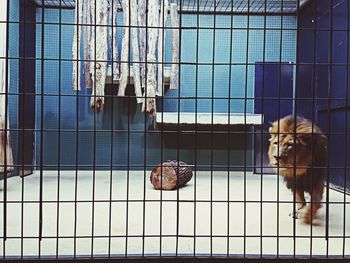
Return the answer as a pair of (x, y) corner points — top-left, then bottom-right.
(297, 0), (350, 191)
(32, 8), (296, 170)
(1, 0), (350, 260)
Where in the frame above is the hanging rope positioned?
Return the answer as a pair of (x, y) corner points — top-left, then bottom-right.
(170, 3), (179, 90)
(118, 0), (130, 98)
(72, 0), (84, 91)
(109, 0), (120, 82)
(72, 0), (178, 116)
(157, 0), (169, 96)
(89, 0), (109, 111)
(138, 0), (147, 91)
(130, 0), (143, 104)
(142, 0), (160, 116)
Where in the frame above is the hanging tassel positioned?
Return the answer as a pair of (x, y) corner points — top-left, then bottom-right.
(118, 0), (130, 97)
(130, 0), (143, 104)
(72, 0), (84, 91)
(109, 0), (120, 82)
(90, 0), (109, 111)
(142, 0), (159, 116)
(157, 0), (169, 96)
(170, 3), (179, 90)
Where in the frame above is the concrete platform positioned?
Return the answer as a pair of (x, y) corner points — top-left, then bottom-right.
(0, 171), (349, 258)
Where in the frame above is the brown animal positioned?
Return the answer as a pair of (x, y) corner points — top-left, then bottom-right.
(268, 115), (327, 224)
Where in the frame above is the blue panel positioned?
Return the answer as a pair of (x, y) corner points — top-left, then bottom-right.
(298, 29), (315, 63)
(315, 64), (329, 99)
(318, 110), (350, 192)
(297, 0), (350, 191)
(332, 31), (348, 64)
(295, 63), (315, 119)
(299, 0), (316, 29)
(316, 0), (331, 30)
(330, 66), (348, 109)
(18, 0), (36, 175)
(254, 62), (294, 126)
(254, 62), (294, 174)
(333, 0), (348, 31)
(316, 30), (330, 64)
(165, 14), (296, 114)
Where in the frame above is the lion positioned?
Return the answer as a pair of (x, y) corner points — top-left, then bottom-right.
(268, 115), (327, 224)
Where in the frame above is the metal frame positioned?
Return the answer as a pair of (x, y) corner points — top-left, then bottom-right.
(1, 0), (350, 260)
(32, 0), (312, 13)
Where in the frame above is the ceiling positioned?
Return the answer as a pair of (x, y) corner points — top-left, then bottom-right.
(33, 0), (75, 8)
(32, 0), (311, 13)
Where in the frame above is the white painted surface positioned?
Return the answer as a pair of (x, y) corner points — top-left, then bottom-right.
(156, 112), (263, 125)
(1, 171), (349, 258)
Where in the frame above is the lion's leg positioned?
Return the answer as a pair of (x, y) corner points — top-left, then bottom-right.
(304, 184), (324, 224)
(289, 189), (306, 219)
(296, 190), (306, 210)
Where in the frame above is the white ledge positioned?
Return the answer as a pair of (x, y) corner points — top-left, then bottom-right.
(156, 112), (263, 125)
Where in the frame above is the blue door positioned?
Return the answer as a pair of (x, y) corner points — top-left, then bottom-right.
(314, 62), (350, 192)
(254, 62), (294, 174)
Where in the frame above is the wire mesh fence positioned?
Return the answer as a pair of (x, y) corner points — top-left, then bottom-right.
(0, 0), (349, 260)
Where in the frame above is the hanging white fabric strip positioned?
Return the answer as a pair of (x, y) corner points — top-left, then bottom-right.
(89, 0), (96, 92)
(157, 0), (169, 96)
(109, 0), (120, 82)
(90, 0), (109, 111)
(130, 0), (143, 104)
(118, 0), (130, 97)
(142, 0), (159, 115)
(0, 0), (14, 173)
(170, 3), (179, 90)
(72, 0), (84, 91)
(138, 0), (147, 90)
(83, 0), (93, 88)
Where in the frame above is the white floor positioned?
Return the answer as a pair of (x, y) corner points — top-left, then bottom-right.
(0, 171), (349, 258)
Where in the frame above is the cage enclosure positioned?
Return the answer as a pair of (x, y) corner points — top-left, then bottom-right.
(0, 0), (350, 260)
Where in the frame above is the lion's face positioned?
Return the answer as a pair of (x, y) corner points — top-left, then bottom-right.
(268, 116), (314, 172)
(268, 131), (302, 171)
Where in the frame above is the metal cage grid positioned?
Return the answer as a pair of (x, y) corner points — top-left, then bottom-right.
(32, 0), (311, 13)
(0, 0), (349, 260)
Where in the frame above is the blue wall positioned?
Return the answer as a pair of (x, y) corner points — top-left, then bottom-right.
(33, 8), (296, 170)
(5, 0), (20, 176)
(297, 0), (350, 191)
(177, 15), (296, 113)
